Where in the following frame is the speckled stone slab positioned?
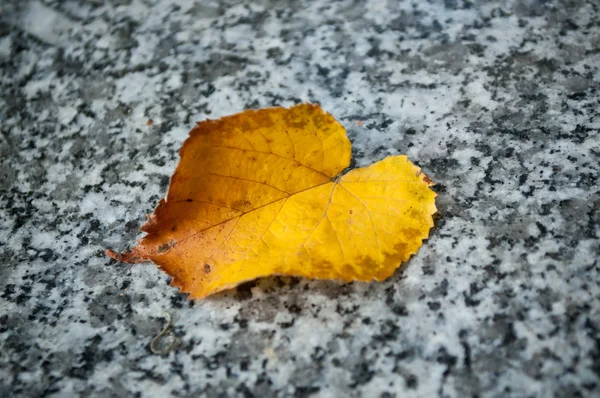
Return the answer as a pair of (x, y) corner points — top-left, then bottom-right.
(1, 0), (599, 397)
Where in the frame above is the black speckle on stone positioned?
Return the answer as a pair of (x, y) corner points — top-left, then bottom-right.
(422, 265), (435, 275)
(351, 362), (374, 387)
(380, 118), (393, 129)
(235, 281), (255, 301)
(15, 294), (28, 305)
(236, 383), (254, 398)
(89, 219), (101, 232)
(428, 158), (460, 176)
(0, 21), (10, 37)
(393, 348), (415, 362)
(279, 320), (295, 329)
(464, 292), (481, 307)
(519, 174), (528, 185)
(406, 373), (418, 389)
(385, 287), (409, 316)
(235, 317), (248, 329)
(2, 284), (16, 299)
(460, 337), (472, 370)
(316, 65), (329, 78)
(170, 293), (185, 309)
(432, 279), (449, 297)
(567, 92), (586, 100)
(375, 320), (400, 342)
(287, 304), (301, 314)
(433, 183), (447, 193)
(294, 386), (320, 398)
(584, 318), (600, 378)
(39, 249), (55, 262)
(205, 351), (227, 371)
(494, 314), (518, 346)
(437, 347), (457, 376)
(159, 175), (170, 190)
(266, 47), (283, 59)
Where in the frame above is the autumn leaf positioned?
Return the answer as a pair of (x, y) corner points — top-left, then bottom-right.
(107, 104), (437, 299)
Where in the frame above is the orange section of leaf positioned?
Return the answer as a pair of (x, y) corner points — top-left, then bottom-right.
(107, 104), (437, 299)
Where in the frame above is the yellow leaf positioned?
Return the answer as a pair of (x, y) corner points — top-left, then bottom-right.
(107, 104), (437, 299)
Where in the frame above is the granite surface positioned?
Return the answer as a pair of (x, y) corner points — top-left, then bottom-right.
(1, 0), (599, 397)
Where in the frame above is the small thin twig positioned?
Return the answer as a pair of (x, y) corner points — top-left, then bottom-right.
(150, 312), (178, 355)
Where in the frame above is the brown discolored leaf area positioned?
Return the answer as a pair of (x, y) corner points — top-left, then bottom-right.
(107, 104), (437, 299)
